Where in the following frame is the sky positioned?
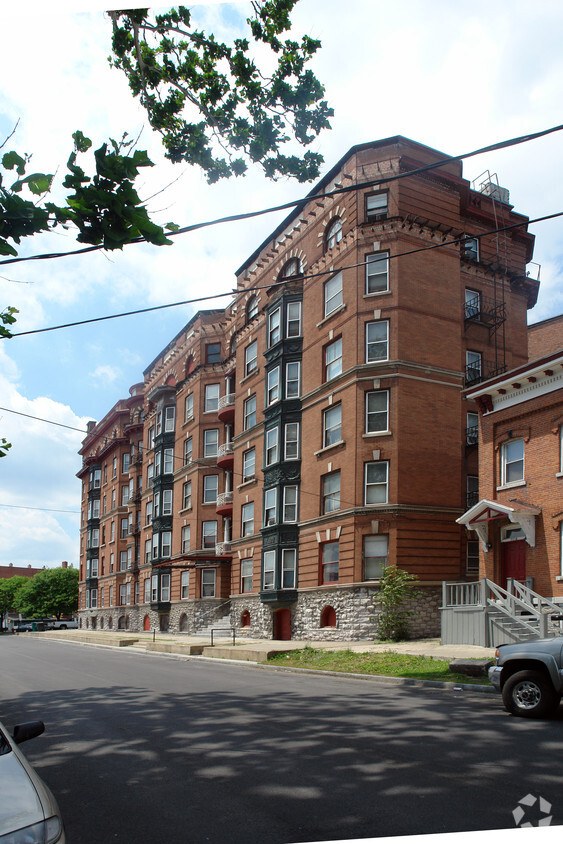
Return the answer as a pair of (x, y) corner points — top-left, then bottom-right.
(1, 0), (563, 570)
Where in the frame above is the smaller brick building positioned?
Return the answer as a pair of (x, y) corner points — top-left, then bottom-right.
(458, 345), (563, 597)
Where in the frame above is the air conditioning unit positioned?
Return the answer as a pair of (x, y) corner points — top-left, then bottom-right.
(480, 182), (510, 205)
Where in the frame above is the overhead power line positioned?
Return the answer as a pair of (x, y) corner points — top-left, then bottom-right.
(1, 122), (562, 269)
(0, 406), (89, 433)
(0, 502), (80, 514)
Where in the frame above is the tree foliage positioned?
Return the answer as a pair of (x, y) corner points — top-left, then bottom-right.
(108, 2), (332, 183)
(375, 567), (421, 642)
(0, 575), (29, 627)
(15, 566), (79, 619)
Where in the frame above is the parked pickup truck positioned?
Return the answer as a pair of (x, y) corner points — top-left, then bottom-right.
(489, 637), (563, 718)
(49, 619), (78, 630)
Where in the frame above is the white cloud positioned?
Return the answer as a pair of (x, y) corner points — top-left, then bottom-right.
(89, 364), (122, 385)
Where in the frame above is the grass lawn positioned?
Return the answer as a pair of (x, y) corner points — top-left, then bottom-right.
(265, 647), (490, 684)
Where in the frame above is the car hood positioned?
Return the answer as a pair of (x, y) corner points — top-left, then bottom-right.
(0, 747), (45, 835)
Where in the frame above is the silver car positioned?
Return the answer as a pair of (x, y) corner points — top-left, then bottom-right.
(0, 718), (65, 843)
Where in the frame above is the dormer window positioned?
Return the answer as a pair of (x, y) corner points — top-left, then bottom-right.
(279, 258), (302, 280)
(365, 191), (388, 221)
(325, 217), (342, 251)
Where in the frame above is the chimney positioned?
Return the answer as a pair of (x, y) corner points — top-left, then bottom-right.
(62, 561), (68, 569)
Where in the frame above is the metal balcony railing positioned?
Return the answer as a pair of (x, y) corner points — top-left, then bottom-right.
(216, 491), (233, 508)
(218, 393), (235, 412)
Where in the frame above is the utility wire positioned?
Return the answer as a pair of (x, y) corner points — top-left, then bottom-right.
(1, 122), (562, 269)
(8, 210), (556, 338)
(0, 406), (89, 433)
(0, 502), (80, 514)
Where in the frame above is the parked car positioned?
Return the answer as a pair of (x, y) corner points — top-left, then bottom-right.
(12, 622), (33, 633)
(0, 717), (65, 842)
(489, 637), (563, 718)
(49, 619), (78, 630)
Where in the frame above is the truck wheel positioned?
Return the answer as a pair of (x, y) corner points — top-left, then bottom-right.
(502, 670), (559, 718)
(59, 625), (67, 630)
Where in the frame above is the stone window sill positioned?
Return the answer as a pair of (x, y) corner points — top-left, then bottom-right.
(314, 440), (346, 457)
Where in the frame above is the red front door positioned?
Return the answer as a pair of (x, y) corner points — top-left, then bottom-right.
(274, 608), (292, 640)
(500, 539), (526, 588)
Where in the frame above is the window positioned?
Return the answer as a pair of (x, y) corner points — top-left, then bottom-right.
(281, 257), (301, 278)
(162, 531), (172, 558)
(122, 453), (130, 473)
(323, 404), (342, 448)
(155, 451), (162, 476)
(151, 574), (158, 602)
(184, 393), (194, 422)
(466, 351), (482, 385)
(163, 447), (174, 474)
(321, 542), (339, 583)
(466, 539), (479, 575)
(465, 288), (481, 319)
(263, 551), (276, 590)
(283, 485), (298, 522)
(147, 463), (154, 485)
(266, 367), (280, 405)
(466, 412), (479, 445)
(153, 492), (161, 519)
(164, 406), (175, 432)
(203, 475), (218, 504)
(284, 422), (300, 460)
(182, 480), (192, 510)
(365, 251), (389, 294)
(501, 439), (524, 485)
(286, 301), (302, 337)
(282, 549), (296, 588)
(242, 448), (255, 481)
(112, 456), (117, 477)
(246, 295), (258, 322)
(90, 467), (101, 490)
(144, 577), (151, 602)
(161, 573), (171, 602)
(322, 471), (340, 514)
(203, 429), (219, 457)
(202, 569), (216, 597)
(162, 488), (173, 515)
(559, 426), (563, 473)
(268, 308), (281, 347)
(365, 461), (388, 504)
(184, 437), (193, 465)
(364, 535), (388, 579)
(325, 217), (342, 250)
(120, 517), (128, 539)
(264, 488), (277, 525)
(463, 237), (479, 262)
(146, 499), (153, 525)
(324, 270), (343, 317)
(206, 343), (221, 363)
(366, 390), (389, 434)
(155, 411), (163, 438)
(366, 320), (389, 362)
(204, 383), (220, 413)
(121, 486), (129, 506)
(244, 394), (257, 430)
(202, 521), (217, 549)
(325, 338), (342, 380)
(241, 502), (254, 537)
(148, 427), (155, 451)
(120, 550), (127, 571)
(181, 526), (191, 554)
(285, 361), (301, 398)
(110, 521), (115, 541)
(181, 570), (190, 598)
(365, 191), (388, 221)
(245, 340), (258, 376)
(119, 585), (127, 606)
(241, 558), (253, 593)
(265, 427), (279, 466)
(145, 540), (151, 564)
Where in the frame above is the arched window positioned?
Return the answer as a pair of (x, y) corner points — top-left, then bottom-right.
(325, 218), (343, 251)
(179, 613), (189, 632)
(279, 258), (302, 280)
(241, 610), (251, 628)
(320, 605), (337, 628)
(246, 295), (258, 322)
(118, 615), (126, 629)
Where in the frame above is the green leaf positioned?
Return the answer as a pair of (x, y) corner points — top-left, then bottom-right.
(2, 151), (27, 175)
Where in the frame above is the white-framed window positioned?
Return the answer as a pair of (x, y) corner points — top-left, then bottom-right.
(241, 558), (253, 593)
(263, 550), (276, 590)
(281, 257), (301, 279)
(463, 237), (479, 262)
(146, 499), (153, 525)
(283, 485), (298, 523)
(286, 301), (302, 337)
(122, 452), (130, 473)
(242, 448), (255, 481)
(184, 436), (193, 465)
(182, 480), (192, 510)
(202, 568), (216, 597)
(162, 531), (172, 558)
(245, 340), (258, 376)
(145, 539), (151, 564)
(284, 422), (300, 460)
(121, 485), (129, 506)
(322, 471), (340, 514)
(112, 456), (118, 477)
(204, 383), (220, 413)
(282, 549), (296, 589)
(88, 498), (100, 520)
(323, 404), (342, 448)
(244, 394), (256, 430)
(264, 488), (277, 526)
(365, 251), (389, 294)
(241, 502), (254, 537)
(325, 217), (342, 250)
(324, 270), (343, 317)
(163, 447), (174, 474)
(155, 451), (162, 476)
(90, 558), (99, 577)
(164, 406), (175, 432)
(153, 492), (161, 519)
(365, 461), (389, 504)
(285, 361), (301, 398)
(147, 427), (155, 451)
(184, 393), (194, 422)
(111, 489), (116, 509)
(501, 439), (524, 485)
(325, 338), (342, 381)
(160, 573), (171, 602)
(365, 390), (389, 434)
(181, 525), (191, 554)
(203, 429), (219, 457)
(90, 588), (99, 608)
(246, 295), (258, 322)
(181, 570), (190, 598)
(144, 577), (151, 602)
(559, 425), (563, 473)
(365, 191), (388, 221)
(162, 488), (173, 515)
(466, 350), (482, 385)
(321, 541), (339, 584)
(120, 550), (127, 570)
(91, 467), (101, 489)
(366, 320), (389, 362)
(363, 535), (388, 580)
(465, 288), (481, 319)
(151, 574), (158, 602)
(203, 474), (219, 504)
(202, 521), (217, 549)
(268, 307), (281, 347)
(147, 463), (154, 484)
(467, 411), (479, 445)
(87, 528), (99, 549)
(266, 367), (280, 405)
(265, 427), (279, 466)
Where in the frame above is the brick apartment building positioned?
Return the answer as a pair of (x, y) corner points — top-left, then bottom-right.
(77, 135), (539, 640)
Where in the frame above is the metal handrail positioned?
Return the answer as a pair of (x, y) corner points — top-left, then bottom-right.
(210, 627), (237, 647)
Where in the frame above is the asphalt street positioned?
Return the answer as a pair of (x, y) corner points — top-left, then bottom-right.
(1, 636), (562, 843)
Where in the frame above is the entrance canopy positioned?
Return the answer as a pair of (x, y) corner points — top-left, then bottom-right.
(457, 499), (541, 552)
